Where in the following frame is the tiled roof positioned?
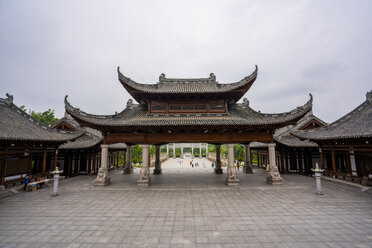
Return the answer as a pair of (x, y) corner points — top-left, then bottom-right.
(65, 94), (313, 128)
(54, 115), (103, 150)
(117, 66), (258, 100)
(292, 91), (372, 141)
(0, 94), (83, 143)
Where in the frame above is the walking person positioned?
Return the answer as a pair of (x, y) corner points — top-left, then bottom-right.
(23, 175), (29, 191)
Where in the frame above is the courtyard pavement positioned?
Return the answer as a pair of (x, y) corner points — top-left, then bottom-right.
(0, 158), (372, 248)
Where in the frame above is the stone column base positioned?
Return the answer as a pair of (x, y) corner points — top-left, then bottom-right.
(214, 168), (223, 174)
(153, 168), (162, 174)
(267, 171), (283, 185)
(138, 178), (151, 187)
(93, 168), (111, 186)
(226, 177), (240, 186)
(361, 177), (372, 186)
(123, 167), (133, 174)
(243, 166), (253, 173)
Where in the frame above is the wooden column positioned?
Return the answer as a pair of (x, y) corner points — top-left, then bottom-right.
(42, 149), (47, 174)
(53, 149), (58, 170)
(27, 153), (33, 176)
(345, 150), (352, 178)
(93, 153), (97, 175)
(280, 151), (285, 174)
(298, 151), (303, 173)
(319, 148), (324, 170)
(331, 148), (337, 176)
(68, 152), (72, 177)
(0, 151), (8, 185)
(88, 152), (92, 174)
(116, 152), (119, 168)
(284, 151), (289, 173)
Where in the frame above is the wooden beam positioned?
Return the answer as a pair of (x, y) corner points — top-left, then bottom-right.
(104, 132), (273, 144)
(28, 153), (33, 176)
(53, 150), (58, 170)
(0, 151), (8, 185)
(331, 148), (336, 173)
(42, 149), (47, 174)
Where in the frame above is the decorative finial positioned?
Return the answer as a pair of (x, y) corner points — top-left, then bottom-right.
(5, 93), (13, 105)
(243, 98), (249, 106)
(209, 73), (216, 81)
(367, 90), (372, 102)
(159, 73), (165, 81)
(127, 99), (134, 108)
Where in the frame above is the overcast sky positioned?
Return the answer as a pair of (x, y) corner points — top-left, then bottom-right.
(0, 0), (371, 123)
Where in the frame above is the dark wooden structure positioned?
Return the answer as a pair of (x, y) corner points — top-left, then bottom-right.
(293, 91), (372, 185)
(64, 65), (313, 186)
(250, 111), (327, 174)
(0, 94), (83, 187)
(65, 66), (313, 146)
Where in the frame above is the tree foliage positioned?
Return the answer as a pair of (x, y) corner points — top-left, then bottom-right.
(20, 105), (59, 125)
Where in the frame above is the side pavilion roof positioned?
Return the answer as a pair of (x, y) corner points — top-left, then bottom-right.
(118, 66), (258, 103)
(292, 91), (372, 141)
(65, 94), (313, 129)
(0, 94), (83, 144)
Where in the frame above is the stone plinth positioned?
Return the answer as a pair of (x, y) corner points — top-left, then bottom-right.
(266, 143), (283, 185)
(94, 167), (111, 186)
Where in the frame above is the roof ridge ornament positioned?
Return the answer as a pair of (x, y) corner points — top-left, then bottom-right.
(243, 98), (249, 107)
(367, 90), (372, 102)
(209, 73), (216, 81)
(159, 73), (166, 82)
(5, 93), (13, 105)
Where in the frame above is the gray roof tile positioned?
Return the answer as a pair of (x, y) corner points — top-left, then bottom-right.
(292, 90), (372, 141)
(0, 94), (83, 143)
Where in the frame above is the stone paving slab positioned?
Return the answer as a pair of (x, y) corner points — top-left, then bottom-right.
(0, 158), (372, 248)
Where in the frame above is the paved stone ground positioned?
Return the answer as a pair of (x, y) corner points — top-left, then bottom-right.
(0, 158), (372, 248)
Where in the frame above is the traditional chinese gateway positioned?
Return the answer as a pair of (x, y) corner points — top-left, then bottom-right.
(65, 66), (313, 186)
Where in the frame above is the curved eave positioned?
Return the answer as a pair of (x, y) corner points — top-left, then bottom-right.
(248, 94), (313, 126)
(64, 94), (312, 129)
(64, 95), (118, 129)
(117, 66), (258, 102)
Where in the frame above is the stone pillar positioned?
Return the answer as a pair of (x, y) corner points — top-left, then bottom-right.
(192, 143), (194, 157)
(226, 144), (239, 185)
(267, 143), (283, 185)
(94, 144), (111, 186)
(181, 144), (183, 158)
(243, 144), (253, 173)
(166, 144), (169, 158)
(154, 145), (162, 174)
(215, 144), (223, 174)
(138, 144), (151, 186)
(200, 143), (202, 158)
(124, 146), (133, 174)
(173, 143), (176, 158)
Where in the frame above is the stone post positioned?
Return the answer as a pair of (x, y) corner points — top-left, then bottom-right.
(215, 144), (223, 174)
(312, 162), (324, 195)
(267, 143), (283, 185)
(138, 145), (151, 186)
(166, 144), (169, 158)
(51, 167), (63, 196)
(154, 145), (162, 174)
(124, 146), (133, 174)
(200, 143), (202, 158)
(94, 144), (111, 186)
(173, 143), (176, 158)
(226, 144), (239, 185)
(181, 144), (183, 158)
(243, 144), (253, 173)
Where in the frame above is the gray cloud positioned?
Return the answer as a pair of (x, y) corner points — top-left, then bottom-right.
(0, 0), (371, 123)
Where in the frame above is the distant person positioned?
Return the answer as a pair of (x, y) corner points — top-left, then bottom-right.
(211, 163), (214, 168)
(23, 175), (28, 191)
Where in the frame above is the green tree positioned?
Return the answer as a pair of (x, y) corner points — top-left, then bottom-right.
(20, 105), (59, 125)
